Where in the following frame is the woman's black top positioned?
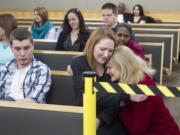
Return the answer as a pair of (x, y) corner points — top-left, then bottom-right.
(55, 30), (90, 51)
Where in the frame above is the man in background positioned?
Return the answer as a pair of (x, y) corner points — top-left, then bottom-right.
(0, 28), (51, 103)
(117, 2), (132, 23)
(101, 2), (119, 33)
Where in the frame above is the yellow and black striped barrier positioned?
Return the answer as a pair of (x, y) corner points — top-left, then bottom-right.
(83, 72), (180, 135)
(94, 82), (180, 97)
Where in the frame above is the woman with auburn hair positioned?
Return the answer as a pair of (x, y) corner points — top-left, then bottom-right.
(71, 26), (118, 106)
(0, 14), (17, 67)
(106, 45), (180, 135)
(56, 8), (90, 51)
(71, 26), (127, 135)
(71, 27), (147, 135)
(30, 7), (56, 39)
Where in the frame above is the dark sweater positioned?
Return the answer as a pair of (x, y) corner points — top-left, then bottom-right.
(55, 30), (90, 51)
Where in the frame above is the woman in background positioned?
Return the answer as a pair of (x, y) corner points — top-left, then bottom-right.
(56, 8), (90, 51)
(128, 4), (146, 24)
(30, 7), (56, 39)
(116, 23), (145, 59)
(0, 14), (17, 67)
(107, 45), (180, 135)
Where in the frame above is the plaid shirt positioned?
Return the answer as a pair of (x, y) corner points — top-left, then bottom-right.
(0, 56), (51, 103)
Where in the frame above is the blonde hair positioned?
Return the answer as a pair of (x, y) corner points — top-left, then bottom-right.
(84, 27), (117, 71)
(108, 45), (155, 84)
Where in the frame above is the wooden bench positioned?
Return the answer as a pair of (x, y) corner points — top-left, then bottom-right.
(135, 34), (173, 75)
(131, 23), (180, 29)
(139, 42), (164, 84)
(47, 70), (75, 105)
(0, 101), (82, 135)
(133, 28), (179, 62)
(33, 50), (83, 71)
(34, 39), (57, 50)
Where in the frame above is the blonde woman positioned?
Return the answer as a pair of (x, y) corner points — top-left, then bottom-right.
(107, 45), (180, 135)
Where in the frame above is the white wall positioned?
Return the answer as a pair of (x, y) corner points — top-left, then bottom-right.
(0, 0), (180, 10)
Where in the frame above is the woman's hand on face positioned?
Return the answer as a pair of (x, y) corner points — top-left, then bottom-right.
(130, 94), (148, 102)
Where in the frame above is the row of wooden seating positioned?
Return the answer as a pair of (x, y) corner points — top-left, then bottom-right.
(33, 50), (81, 105)
(136, 33), (173, 74)
(133, 28), (179, 62)
(132, 26), (180, 87)
(16, 18), (180, 27)
(0, 101), (82, 135)
(18, 19), (180, 26)
(139, 42), (164, 84)
(47, 71), (74, 105)
(131, 24), (180, 61)
(33, 50), (82, 71)
(16, 18), (180, 24)
(34, 39), (56, 50)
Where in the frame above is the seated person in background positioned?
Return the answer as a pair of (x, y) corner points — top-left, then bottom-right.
(107, 45), (180, 135)
(56, 8), (90, 51)
(116, 23), (145, 59)
(101, 2), (119, 33)
(30, 7), (56, 39)
(117, 2), (132, 23)
(0, 14), (17, 67)
(128, 4), (146, 24)
(0, 28), (51, 103)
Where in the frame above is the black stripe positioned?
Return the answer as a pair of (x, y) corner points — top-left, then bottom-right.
(129, 84), (144, 94)
(148, 86), (164, 97)
(168, 87), (180, 97)
(94, 82), (108, 94)
(111, 83), (126, 94)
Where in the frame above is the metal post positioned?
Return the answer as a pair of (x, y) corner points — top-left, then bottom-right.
(83, 71), (96, 135)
